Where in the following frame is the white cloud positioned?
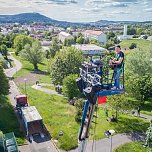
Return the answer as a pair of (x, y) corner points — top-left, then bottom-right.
(0, 0), (152, 22)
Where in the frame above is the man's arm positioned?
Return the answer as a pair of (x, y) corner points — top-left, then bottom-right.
(113, 57), (123, 64)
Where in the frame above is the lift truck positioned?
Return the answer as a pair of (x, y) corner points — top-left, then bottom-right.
(76, 55), (124, 152)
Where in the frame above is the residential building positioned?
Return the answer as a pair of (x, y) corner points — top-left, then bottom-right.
(58, 31), (74, 43)
(83, 30), (107, 44)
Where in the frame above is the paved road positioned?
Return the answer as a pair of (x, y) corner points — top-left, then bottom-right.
(5, 53), (58, 152)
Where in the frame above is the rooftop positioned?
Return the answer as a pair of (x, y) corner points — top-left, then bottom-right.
(73, 44), (105, 51)
(21, 106), (42, 123)
(72, 44), (106, 56)
(84, 30), (104, 36)
(59, 31), (71, 37)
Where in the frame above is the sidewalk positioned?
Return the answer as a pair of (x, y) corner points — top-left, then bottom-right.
(68, 133), (146, 152)
(32, 83), (63, 96)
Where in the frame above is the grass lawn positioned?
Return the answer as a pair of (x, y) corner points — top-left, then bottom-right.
(141, 101), (152, 116)
(120, 39), (152, 50)
(42, 85), (55, 90)
(90, 107), (149, 140)
(12, 53), (52, 84)
(8, 48), (16, 52)
(0, 95), (25, 145)
(113, 142), (149, 152)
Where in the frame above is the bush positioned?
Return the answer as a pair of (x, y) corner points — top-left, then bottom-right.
(75, 98), (85, 123)
(63, 74), (81, 100)
(129, 43), (137, 49)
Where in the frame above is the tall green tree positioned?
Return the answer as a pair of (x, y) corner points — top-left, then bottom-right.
(0, 44), (8, 60)
(50, 47), (83, 85)
(76, 36), (85, 44)
(126, 48), (152, 77)
(14, 35), (33, 55)
(0, 62), (9, 95)
(107, 31), (115, 40)
(127, 75), (152, 105)
(49, 38), (60, 58)
(20, 41), (44, 70)
(126, 48), (152, 105)
(107, 94), (134, 119)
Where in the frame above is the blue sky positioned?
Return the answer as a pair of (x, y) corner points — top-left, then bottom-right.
(0, 0), (152, 22)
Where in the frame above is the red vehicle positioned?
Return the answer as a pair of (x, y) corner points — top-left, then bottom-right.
(15, 95), (28, 108)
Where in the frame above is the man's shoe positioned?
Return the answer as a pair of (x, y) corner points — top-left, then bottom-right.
(111, 87), (117, 90)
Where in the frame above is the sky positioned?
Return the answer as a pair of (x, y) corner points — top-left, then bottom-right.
(0, 0), (152, 22)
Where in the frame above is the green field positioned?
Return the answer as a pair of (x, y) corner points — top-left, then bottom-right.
(120, 39), (152, 50)
(114, 142), (149, 152)
(0, 95), (25, 145)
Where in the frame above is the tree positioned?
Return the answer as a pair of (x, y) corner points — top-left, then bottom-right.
(49, 38), (60, 58)
(63, 74), (81, 100)
(107, 94), (133, 119)
(64, 38), (74, 46)
(0, 62), (9, 95)
(90, 39), (100, 46)
(127, 75), (152, 105)
(126, 48), (152, 105)
(127, 28), (136, 35)
(0, 44), (8, 60)
(14, 35), (33, 55)
(103, 40), (114, 49)
(20, 41), (44, 70)
(107, 32), (115, 40)
(50, 47), (83, 85)
(126, 48), (152, 76)
(136, 28), (144, 35)
(76, 36), (85, 44)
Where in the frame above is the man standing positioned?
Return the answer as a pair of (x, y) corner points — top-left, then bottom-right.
(111, 45), (124, 89)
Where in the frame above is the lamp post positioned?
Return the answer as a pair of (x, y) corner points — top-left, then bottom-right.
(104, 129), (115, 152)
(24, 78), (27, 95)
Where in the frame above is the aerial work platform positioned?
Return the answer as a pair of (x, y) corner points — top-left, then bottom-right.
(76, 56), (125, 152)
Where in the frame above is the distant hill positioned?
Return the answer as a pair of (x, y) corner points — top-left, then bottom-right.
(91, 19), (152, 26)
(0, 13), (57, 23)
(0, 13), (87, 27)
(0, 13), (151, 26)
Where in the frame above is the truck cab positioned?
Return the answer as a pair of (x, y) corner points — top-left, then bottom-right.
(15, 95), (28, 109)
